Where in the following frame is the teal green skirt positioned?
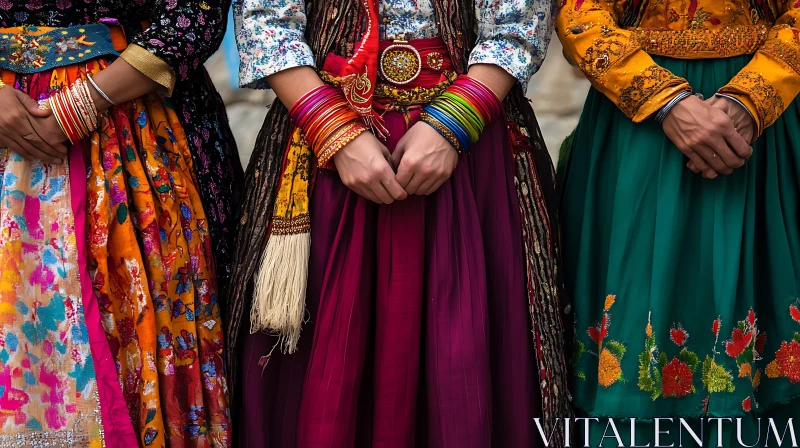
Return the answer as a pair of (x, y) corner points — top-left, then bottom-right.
(562, 54), (800, 422)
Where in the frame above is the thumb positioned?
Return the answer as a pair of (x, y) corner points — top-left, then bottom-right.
(388, 141), (405, 172)
(15, 90), (50, 117)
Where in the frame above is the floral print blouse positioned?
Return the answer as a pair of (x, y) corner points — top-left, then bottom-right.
(234, 0), (556, 89)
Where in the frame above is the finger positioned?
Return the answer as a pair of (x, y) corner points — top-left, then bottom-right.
(19, 131), (63, 159)
(404, 172), (426, 195)
(707, 138), (742, 171)
(697, 145), (733, 174)
(423, 178), (448, 195)
(389, 142), (405, 171)
(370, 180), (395, 204)
(380, 167), (408, 201)
(684, 150), (710, 173)
(10, 135), (62, 164)
(686, 161), (701, 174)
(353, 185), (380, 204)
(14, 90), (50, 118)
(703, 168), (718, 179)
(396, 158), (414, 187)
(417, 177), (437, 196)
(722, 125), (753, 159)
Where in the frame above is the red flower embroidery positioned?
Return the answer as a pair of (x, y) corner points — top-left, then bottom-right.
(790, 303), (800, 324)
(588, 315), (609, 346)
(775, 341), (800, 383)
(755, 333), (767, 355)
(748, 310), (756, 326)
(670, 325), (689, 347)
(742, 396), (752, 412)
(662, 358), (694, 398)
(726, 329), (753, 358)
(712, 318), (721, 337)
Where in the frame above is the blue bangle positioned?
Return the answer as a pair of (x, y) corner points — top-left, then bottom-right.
(425, 105), (471, 150)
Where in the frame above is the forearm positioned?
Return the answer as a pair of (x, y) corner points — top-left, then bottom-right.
(89, 58), (161, 112)
(267, 66), (324, 109)
(467, 64), (516, 101)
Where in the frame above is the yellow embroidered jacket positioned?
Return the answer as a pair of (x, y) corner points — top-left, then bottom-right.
(556, 0), (800, 135)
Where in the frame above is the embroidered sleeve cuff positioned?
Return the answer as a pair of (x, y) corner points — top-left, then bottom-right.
(120, 44), (176, 96)
(717, 37), (800, 135)
(468, 37), (545, 91)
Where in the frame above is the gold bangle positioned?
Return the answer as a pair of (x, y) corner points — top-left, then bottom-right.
(420, 112), (461, 152)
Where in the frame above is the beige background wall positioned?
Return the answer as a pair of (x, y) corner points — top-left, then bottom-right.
(206, 37), (591, 167)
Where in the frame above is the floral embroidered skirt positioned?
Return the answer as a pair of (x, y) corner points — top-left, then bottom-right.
(562, 54), (800, 439)
(0, 59), (230, 447)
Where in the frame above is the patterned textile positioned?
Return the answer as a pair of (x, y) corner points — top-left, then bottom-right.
(0, 53), (232, 446)
(556, 0), (800, 129)
(81, 64), (231, 446)
(0, 152), (104, 446)
(227, 0), (572, 445)
(0, 0), (245, 302)
(233, 0), (555, 88)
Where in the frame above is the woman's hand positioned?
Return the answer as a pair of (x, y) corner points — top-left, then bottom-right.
(389, 122), (459, 195)
(0, 87), (67, 164)
(333, 132), (408, 204)
(685, 96), (756, 175)
(662, 95), (752, 179)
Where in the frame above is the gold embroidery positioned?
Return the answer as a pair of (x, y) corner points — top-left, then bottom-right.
(719, 70), (785, 129)
(759, 38), (800, 76)
(575, 30), (640, 79)
(320, 70), (458, 108)
(619, 65), (685, 118)
(630, 25), (768, 58)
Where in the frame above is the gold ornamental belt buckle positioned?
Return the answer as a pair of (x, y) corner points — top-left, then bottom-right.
(379, 41), (421, 85)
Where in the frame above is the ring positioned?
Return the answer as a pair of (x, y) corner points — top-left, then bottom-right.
(21, 133), (35, 141)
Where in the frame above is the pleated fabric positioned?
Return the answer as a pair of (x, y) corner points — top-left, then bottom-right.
(241, 109), (543, 447)
(562, 54), (800, 420)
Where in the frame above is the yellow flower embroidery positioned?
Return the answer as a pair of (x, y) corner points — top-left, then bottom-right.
(598, 348), (623, 387)
(604, 294), (616, 311)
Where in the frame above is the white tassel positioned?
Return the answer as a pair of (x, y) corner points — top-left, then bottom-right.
(250, 231), (310, 354)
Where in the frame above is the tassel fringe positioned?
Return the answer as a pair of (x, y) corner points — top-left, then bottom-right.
(250, 231), (311, 354)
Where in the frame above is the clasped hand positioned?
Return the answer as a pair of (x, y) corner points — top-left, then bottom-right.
(333, 122), (458, 204)
(0, 86), (69, 164)
(662, 94), (755, 179)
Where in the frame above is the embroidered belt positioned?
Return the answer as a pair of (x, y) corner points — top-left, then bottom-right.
(630, 25), (769, 59)
(0, 24), (127, 74)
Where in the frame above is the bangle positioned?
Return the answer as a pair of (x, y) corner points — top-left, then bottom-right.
(655, 91), (692, 123)
(420, 75), (503, 153)
(47, 78), (100, 144)
(289, 84), (368, 167)
(86, 73), (117, 106)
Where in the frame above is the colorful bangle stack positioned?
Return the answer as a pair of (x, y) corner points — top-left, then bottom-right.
(289, 84), (368, 167)
(420, 75), (503, 153)
(47, 78), (98, 144)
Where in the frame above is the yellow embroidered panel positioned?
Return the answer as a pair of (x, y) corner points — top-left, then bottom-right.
(557, 0), (800, 128)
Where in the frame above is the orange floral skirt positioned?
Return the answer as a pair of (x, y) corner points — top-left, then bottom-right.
(0, 56), (231, 447)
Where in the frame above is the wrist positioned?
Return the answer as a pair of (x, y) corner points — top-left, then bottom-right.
(655, 90), (692, 123)
(86, 73), (115, 113)
(714, 93), (756, 127)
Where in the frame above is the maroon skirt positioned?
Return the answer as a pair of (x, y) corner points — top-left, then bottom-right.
(240, 40), (542, 448)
